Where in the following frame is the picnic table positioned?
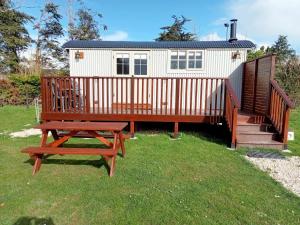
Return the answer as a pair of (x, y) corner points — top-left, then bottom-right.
(21, 121), (128, 177)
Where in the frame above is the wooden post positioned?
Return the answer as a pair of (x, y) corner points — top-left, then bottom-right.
(282, 107), (290, 149)
(231, 107), (238, 148)
(174, 79), (180, 115)
(173, 122), (179, 138)
(130, 77), (134, 115)
(86, 78), (90, 113)
(130, 121), (135, 138)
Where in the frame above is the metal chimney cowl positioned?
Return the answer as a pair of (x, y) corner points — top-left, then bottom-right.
(229, 19), (238, 42)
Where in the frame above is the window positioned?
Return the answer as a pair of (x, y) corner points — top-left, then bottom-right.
(116, 53), (129, 75)
(170, 50), (203, 70)
(171, 51), (187, 69)
(134, 54), (147, 75)
(188, 51), (202, 69)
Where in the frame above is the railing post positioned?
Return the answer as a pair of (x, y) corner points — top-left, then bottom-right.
(85, 78), (90, 113)
(231, 107), (238, 148)
(175, 79), (180, 115)
(130, 77), (134, 115)
(282, 106), (290, 149)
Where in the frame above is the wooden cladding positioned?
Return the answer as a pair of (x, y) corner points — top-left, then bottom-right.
(41, 76), (227, 120)
(242, 54), (275, 114)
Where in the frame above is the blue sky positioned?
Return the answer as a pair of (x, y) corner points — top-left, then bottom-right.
(15, 0), (300, 53)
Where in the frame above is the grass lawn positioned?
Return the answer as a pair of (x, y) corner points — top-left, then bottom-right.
(0, 106), (300, 225)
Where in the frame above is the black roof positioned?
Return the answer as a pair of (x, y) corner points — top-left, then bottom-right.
(62, 40), (255, 49)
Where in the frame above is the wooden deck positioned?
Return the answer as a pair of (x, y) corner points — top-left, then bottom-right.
(40, 58), (294, 149)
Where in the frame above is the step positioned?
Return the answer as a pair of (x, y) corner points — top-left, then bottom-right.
(236, 140), (284, 150)
(237, 132), (276, 142)
(237, 113), (265, 124)
(237, 123), (272, 132)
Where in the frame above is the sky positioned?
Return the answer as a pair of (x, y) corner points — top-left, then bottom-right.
(13, 0), (300, 54)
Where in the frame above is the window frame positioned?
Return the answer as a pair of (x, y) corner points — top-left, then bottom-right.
(113, 51), (149, 77)
(168, 49), (205, 72)
(115, 53), (130, 75)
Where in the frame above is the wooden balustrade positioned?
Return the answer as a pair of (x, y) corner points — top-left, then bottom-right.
(224, 79), (240, 148)
(269, 80), (295, 147)
(41, 76), (226, 119)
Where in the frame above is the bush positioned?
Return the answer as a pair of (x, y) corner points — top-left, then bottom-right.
(0, 74), (40, 106)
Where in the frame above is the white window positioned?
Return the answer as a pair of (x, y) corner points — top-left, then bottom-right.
(116, 53), (130, 75)
(170, 50), (203, 70)
(134, 54), (147, 75)
(171, 51), (187, 70)
(188, 51), (203, 69)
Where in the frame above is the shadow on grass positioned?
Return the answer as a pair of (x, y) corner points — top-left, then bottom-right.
(13, 217), (55, 225)
(135, 121), (229, 146)
(24, 157), (111, 175)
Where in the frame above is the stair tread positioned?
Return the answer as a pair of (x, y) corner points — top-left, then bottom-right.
(237, 131), (275, 135)
(237, 122), (270, 126)
(237, 140), (283, 145)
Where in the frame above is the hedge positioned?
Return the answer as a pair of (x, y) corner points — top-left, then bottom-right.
(0, 74), (40, 106)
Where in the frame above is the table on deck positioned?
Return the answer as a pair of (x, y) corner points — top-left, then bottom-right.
(21, 121), (128, 177)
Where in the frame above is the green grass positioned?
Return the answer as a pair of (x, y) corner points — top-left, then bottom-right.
(288, 107), (300, 156)
(0, 105), (300, 225)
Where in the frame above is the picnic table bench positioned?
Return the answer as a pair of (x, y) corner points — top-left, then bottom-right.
(21, 121), (128, 177)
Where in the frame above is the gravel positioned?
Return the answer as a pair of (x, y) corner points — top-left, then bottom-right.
(245, 155), (300, 197)
(10, 128), (42, 138)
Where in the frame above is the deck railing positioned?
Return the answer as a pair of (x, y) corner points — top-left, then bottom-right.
(224, 79), (240, 148)
(269, 80), (295, 147)
(41, 76), (226, 119)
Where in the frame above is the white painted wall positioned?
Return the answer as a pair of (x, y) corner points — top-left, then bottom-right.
(68, 48), (248, 101)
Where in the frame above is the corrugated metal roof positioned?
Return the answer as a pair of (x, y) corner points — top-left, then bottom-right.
(62, 40), (256, 49)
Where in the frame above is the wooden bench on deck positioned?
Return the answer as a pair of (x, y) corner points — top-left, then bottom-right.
(21, 121), (128, 177)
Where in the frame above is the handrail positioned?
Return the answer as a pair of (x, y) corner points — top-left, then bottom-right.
(224, 79), (240, 148)
(270, 80), (295, 108)
(225, 79), (240, 108)
(269, 79), (295, 148)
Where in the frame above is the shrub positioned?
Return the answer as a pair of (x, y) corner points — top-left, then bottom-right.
(0, 74), (40, 106)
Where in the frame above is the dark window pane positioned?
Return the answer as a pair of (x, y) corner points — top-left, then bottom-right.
(117, 58), (122, 64)
(196, 53), (202, 59)
(179, 60), (186, 69)
(134, 59), (140, 65)
(117, 64), (122, 74)
(196, 61), (202, 68)
(171, 61), (178, 69)
(134, 65), (140, 75)
(124, 64), (129, 74)
(124, 58), (129, 64)
(141, 59), (147, 65)
(189, 61), (195, 68)
(141, 65), (147, 75)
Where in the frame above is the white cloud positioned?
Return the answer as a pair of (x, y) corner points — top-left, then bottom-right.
(199, 32), (223, 41)
(102, 31), (128, 41)
(227, 0), (300, 50)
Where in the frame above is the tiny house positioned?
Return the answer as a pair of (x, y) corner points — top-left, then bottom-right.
(40, 20), (294, 149)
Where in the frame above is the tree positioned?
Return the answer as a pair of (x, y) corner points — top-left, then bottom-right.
(247, 46), (266, 61)
(69, 8), (107, 40)
(0, 0), (33, 73)
(268, 35), (300, 105)
(156, 15), (196, 41)
(34, 2), (65, 73)
(276, 58), (300, 105)
(267, 35), (296, 64)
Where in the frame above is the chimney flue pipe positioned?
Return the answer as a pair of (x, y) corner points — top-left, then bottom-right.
(229, 19), (238, 42)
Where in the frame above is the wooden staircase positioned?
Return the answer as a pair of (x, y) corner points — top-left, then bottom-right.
(236, 112), (284, 150)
